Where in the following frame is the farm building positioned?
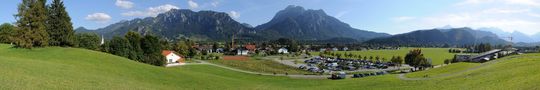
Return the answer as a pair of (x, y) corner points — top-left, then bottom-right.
(237, 49), (249, 55)
(162, 50), (185, 66)
(278, 47), (289, 54)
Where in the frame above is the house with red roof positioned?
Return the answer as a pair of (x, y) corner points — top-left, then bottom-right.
(162, 50), (185, 66)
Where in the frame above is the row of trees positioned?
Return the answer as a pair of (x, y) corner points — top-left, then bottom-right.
(12, 0), (75, 48)
(321, 51), (403, 64)
(101, 31), (165, 66)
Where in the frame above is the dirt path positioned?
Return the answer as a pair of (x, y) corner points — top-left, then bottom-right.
(397, 55), (529, 80)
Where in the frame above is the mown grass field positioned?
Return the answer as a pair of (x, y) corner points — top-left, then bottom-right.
(1, 44), (540, 90)
(311, 48), (456, 65)
(207, 58), (313, 74)
(405, 62), (480, 78)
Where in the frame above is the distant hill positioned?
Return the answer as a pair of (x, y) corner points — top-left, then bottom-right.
(255, 5), (389, 41)
(76, 9), (254, 41)
(477, 27), (539, 43)
(364, 27), (509, 46)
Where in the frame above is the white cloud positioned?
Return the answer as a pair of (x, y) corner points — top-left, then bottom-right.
(456, 0), (540, 6)
(394, 0), (540, 35)
(116, 0), (134, 9)
(228, 11), (240, 19)
(481, 8), (530, 14)
(505, 0), (540, 6)
(392, 16), (416, 22)
(122, 4), (180, 17)
(85, 13), (112, 23)
(188, 0), (199, 9)
(211, 1), (220, 7)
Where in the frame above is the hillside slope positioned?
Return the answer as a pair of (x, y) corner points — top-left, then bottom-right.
(0, 44), (539, 89)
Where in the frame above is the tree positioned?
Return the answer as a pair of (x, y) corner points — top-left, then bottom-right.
(106, 36), (132, 58)
(396, 56), (403, 66)
(274, 38), (299, 52)
(75, 33), (100, 50)
(141, 35), (165, 66)
(174, 40), (190, 57)
(14, 0), (50, 48)
(0, 23), (15, 44)
(405, 49), (430, 70)
(125, 31), (144, 62)
(47, 0), (75, 47)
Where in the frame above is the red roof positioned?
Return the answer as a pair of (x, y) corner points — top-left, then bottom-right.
(162, 50), (174, 56)
(245, 44), (256, 50)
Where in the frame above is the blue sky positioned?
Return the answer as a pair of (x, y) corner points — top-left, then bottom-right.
(1, 0), (540, 35)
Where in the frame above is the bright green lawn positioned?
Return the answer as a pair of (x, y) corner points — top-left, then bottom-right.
(311, 48), (456, 65)
(405, 62), (480, 78)
(1, 44), (540, 90)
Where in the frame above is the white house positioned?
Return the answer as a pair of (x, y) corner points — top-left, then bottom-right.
(278, 47), (289, 54)
(162, 50), (184, 66)
(237, 49), (249, 55)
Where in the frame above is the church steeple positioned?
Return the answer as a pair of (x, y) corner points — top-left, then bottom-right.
(100, 35), (105, 45)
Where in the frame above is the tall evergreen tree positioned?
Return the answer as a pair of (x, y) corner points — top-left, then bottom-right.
(14, 0), (50, 48)
(47, 0), (75, 46)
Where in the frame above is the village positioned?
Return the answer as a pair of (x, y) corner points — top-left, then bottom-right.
(157, 39), (527, 80)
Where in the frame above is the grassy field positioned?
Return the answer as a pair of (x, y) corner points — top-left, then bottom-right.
(405, 62), (480, 78)
(1, 44), (540, 89)
(311, 48), (456, 65)
(207, 58), (313, 74)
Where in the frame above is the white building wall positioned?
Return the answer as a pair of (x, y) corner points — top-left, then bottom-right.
(166, 53), (181, 64)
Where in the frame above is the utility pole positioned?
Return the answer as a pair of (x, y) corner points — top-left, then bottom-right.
(502, 35), (513, 47)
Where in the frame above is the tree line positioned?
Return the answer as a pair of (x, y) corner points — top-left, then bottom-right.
(9, 0), (74, 48)
(101, 31), (166, 66)
(0, 0), (169, 66)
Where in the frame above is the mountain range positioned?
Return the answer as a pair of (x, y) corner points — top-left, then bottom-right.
(254, 5), (389, 40)
(477, 27), (540, 43)
(76, 5), (389, 42)
(76, 5), (530, 46)
(76, 9), (253, 41)
(364, 27), (509, 46)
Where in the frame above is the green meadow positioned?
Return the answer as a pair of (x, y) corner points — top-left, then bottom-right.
(311, 48), (456, 65)
(1, 44), (540, 90)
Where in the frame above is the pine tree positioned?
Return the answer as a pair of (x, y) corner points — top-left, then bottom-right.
(15, 0), (50, 48)
(47, 0), (75, 46)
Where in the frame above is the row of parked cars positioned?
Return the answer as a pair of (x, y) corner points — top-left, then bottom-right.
(328, 71), (388, 80)
(301, 57), (394, 73)
(351, 71), (387, 78)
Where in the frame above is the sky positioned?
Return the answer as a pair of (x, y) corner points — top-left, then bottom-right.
(1, 0), (540, 35)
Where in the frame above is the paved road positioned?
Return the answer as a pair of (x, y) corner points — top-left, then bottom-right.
(397, 55), (531, 80)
